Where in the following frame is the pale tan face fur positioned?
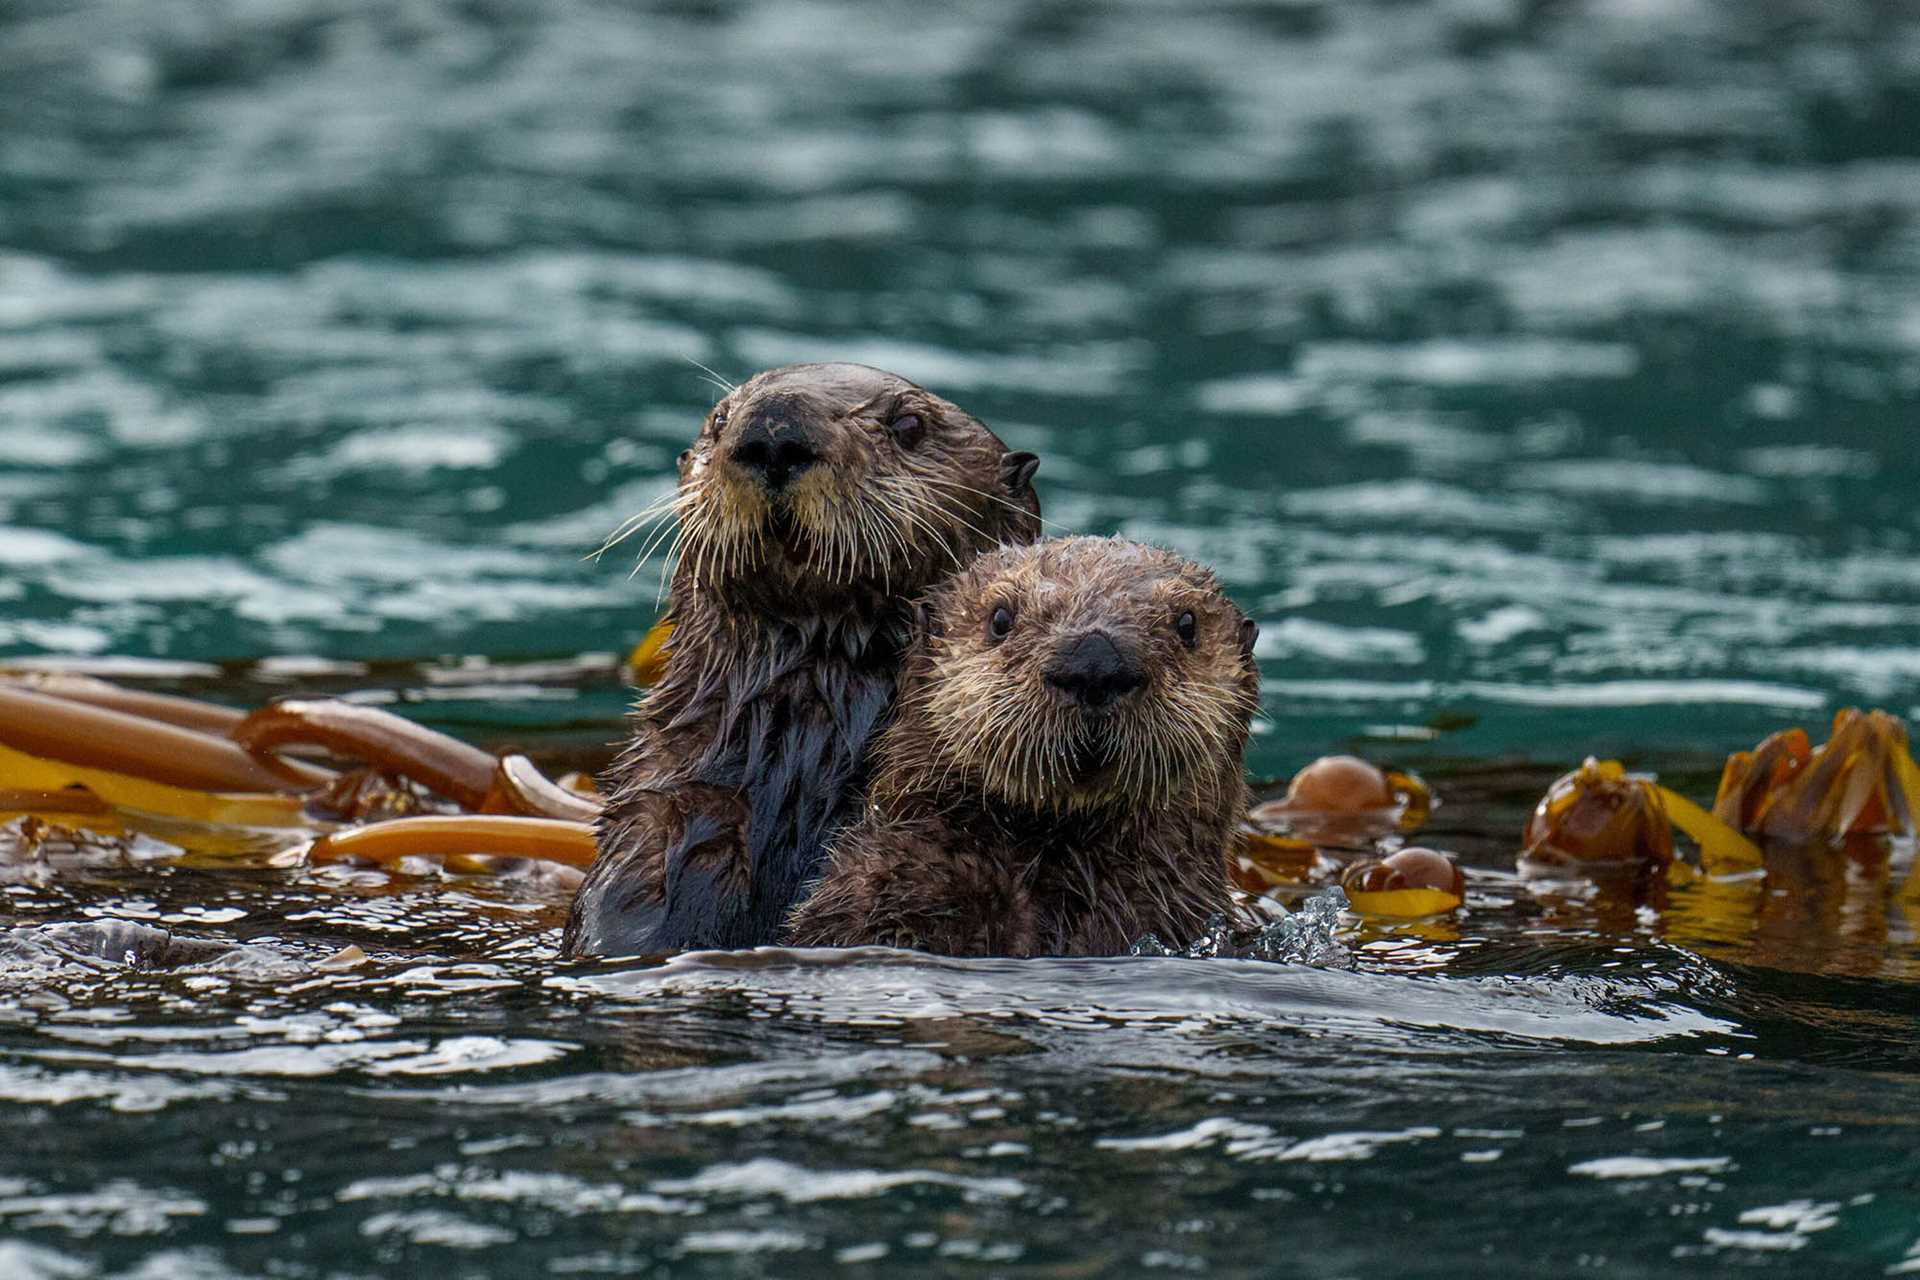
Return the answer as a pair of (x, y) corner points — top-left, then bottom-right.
(640, 363), (1038, 606)
(894, 537), (1261, 814)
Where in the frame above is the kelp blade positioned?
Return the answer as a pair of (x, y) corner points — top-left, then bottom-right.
(1655, 786), (1764, 874)
(626, 619), (674, 685)
(1345, 887), (1463, 918)
(310, 814), (597, 869)
(0, 741), (304, 828)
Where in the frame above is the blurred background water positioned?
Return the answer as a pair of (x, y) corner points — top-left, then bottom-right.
(3, 0), (1920, 1275)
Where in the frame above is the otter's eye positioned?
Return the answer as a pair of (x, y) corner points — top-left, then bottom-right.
(889, 413), (925, 449)
(1176, 611), (1198, 649)
(712, 409), (728, 431)
(988, 605), (1015, 642)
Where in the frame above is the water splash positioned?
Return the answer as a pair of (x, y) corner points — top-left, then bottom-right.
(1132, 887), (1351, 966)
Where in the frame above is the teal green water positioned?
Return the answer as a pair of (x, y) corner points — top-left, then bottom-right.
(4, 1), (1920, 1275)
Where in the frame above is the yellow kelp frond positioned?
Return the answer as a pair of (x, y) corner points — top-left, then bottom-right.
(0, 742), (303, 828)
(625, 618), (674, 685)
(1384, 769), (1432, 833)
(1655, 786), (1764, 875)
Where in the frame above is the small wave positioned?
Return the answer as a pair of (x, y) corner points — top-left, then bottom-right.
(1509, 460), (1770, 505)
(0, 922), (307, 979)
(1296, 339), (1640, 386)
(564, 944), (1736, 1050)
(1280, 479), (1566, 531)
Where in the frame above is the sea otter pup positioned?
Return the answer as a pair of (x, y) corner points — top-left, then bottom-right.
(562, 364), (1042, 957)
(786, 537), (1260, 957)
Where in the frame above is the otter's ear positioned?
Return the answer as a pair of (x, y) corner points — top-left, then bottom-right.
(1238, 616), (1259, 661)
(916, 600), (945, 640)
(1000, 451), (1041, 494)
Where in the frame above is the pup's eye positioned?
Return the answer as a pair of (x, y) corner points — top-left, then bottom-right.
(988, 605), (1015, 641)
(712, 409), (729, 430)
(1175, 611), (1197, 648)
(889, 413), (925, 448)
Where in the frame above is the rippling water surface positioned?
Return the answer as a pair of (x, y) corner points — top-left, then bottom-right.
(4, 0), (1920, 1274)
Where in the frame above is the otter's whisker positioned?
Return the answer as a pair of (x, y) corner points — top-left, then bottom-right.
(592, 489), (687, 560)
(626, 503), (690, 582)
(681, 355), (738, 393)
(654, 528), (691, 605)
(875, 483), (961, 573)
(917, 490), (1002, 552)
(918, 475), (1069, 534)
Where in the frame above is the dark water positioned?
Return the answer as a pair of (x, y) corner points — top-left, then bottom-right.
(4, 0), (1920, 1274)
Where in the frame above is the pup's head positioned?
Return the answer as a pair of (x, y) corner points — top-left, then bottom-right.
(889, 537), (1260, 813)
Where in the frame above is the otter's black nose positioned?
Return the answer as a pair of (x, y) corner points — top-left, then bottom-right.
(1046, 630), (1146, 710)
(730, 413), (820, 492)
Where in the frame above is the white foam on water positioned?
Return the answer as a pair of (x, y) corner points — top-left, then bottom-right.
(1569, 1156), (1732, 1179)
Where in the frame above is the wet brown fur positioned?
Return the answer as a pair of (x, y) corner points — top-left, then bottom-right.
(787, 537), (1260, 957)
(563, 363), (1041, 957)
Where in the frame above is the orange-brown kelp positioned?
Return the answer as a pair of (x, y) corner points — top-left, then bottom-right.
(233, 700), (607, 823)
(1, 673), (610, 869)
(1247, 754), (1432, 843)
(0, 685), (329, 794)
(0, 674), (316, 828)
(233, 700), (499, 810)
(0, 787), (113, 818)
(1713, 709), (1920, 846)
(489, 754), (602, 823)
(1522, 757), (1761, 877)
(6, 672), (246, 736)
(309, 815), (597, 872)
(1340, 846), (1467, 917)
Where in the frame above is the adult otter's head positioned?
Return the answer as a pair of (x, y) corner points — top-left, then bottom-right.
(665, 363), (1041, 615)
(886, 537), (1260, 814)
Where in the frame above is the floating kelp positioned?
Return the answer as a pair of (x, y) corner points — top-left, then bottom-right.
(0, 666), (609, 875)
(1522, 709), (1920, 894)
(488, 754), (602, 822)
(0, 684), (328, 793)
(0, 787), (113, 818)
(1229, 830), (1330, 895)
(8, 672), (246, 735)
(1521, 757), (1762, 878)
(1714, 708), (1920, 846)
(1247, 754), (1431, 843)
(234, 699), (499, 809)
(1341, 847), (1466, 918)
(311, 815), (597, 872)
(0, 741), (305, 829)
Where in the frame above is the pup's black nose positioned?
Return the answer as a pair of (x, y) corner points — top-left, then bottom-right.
(729, 411), (820, 493)
(1045, 630), (1146, 710)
